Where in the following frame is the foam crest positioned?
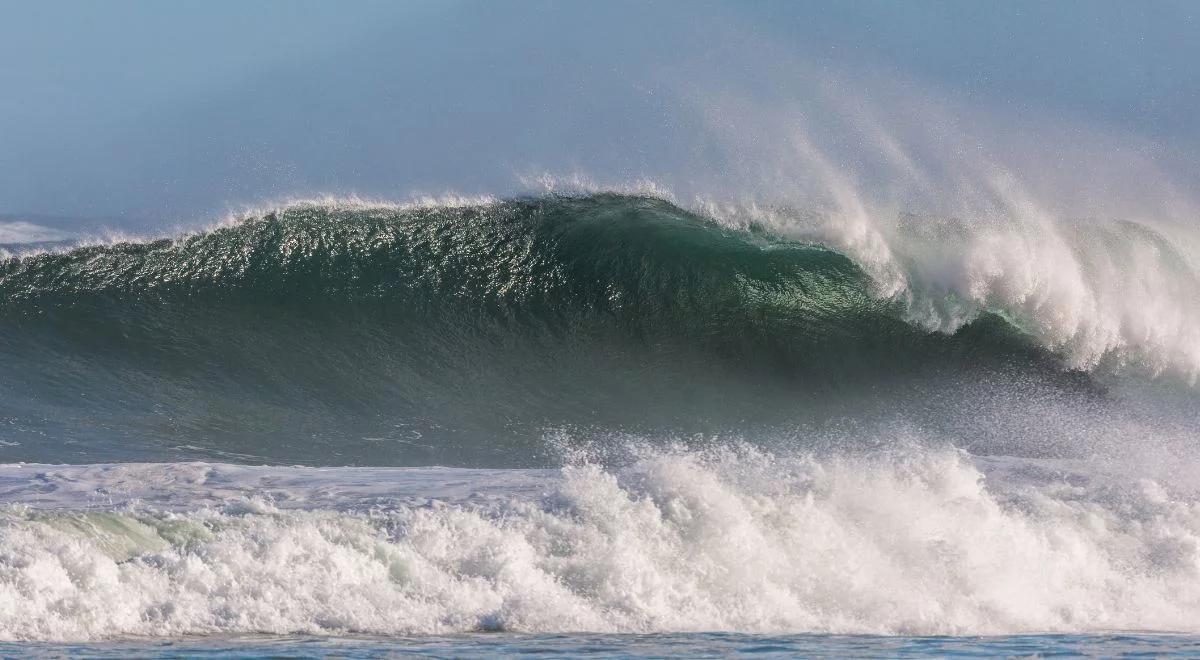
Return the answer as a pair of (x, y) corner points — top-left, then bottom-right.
(217, 192), (503, 226)
(677, 62), (1200, 380)
(697, 193), (1200, 379)
(3, 446), (1200, 641)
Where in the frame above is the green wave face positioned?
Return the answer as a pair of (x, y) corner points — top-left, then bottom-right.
(0, 194), (1083, 466)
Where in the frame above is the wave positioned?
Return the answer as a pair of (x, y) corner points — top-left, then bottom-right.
(7, 192), (1194, 373)
(0, 220), (71, 246)
(3, 444), (1200, 640)
(700, 199), (1200, 380)
(1, 193), (1132, 464)
(3, 194), (1200, 642)
(1, 193), (1196, 464)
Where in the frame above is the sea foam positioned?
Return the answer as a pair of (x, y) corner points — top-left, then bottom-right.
(3, 445), (1200, 641)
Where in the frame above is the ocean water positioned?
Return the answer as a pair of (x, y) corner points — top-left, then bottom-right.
(3, 194), (1200, 656)
(8, 633), (1200, 658)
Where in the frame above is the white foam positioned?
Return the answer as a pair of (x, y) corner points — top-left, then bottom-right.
(214, 192), (503, 231)
(519, 172), (679, 203)
(0, 463), (555, 512)
(3, 446), (1200, 641)
(699, 200), (1200, 380)
(661, 59), (1200, 381)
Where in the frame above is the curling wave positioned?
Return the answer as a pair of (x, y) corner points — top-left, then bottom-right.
(0, 193), (1194, 464)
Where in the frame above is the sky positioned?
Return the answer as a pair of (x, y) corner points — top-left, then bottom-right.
(1, 0), (1197, 224)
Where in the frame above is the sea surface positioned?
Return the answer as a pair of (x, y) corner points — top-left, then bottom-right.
(3, 193), (1200, 656)
(9, 632), (1200, 658)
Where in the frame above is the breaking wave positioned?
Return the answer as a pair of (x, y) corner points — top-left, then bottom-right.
(4, 445), (1200, 640)
(2, 193), (1195, 464)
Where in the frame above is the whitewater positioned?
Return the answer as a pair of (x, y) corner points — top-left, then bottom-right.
(2, 192), (1200, 653)
(5, 445), (1200, 641)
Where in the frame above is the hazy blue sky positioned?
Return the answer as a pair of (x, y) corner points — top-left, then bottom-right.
(1, 1), (1197, 222)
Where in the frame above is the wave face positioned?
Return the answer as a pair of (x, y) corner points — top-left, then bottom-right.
(2, 193), (1124, 466)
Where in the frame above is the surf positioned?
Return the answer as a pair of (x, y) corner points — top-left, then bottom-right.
(1, 193), (1140, 465)
(4, 443), (1200, 640)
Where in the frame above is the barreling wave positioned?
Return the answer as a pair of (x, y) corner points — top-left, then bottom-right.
(0, 193), (1191, 464)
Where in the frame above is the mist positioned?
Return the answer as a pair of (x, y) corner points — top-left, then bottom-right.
(2, 1), (1197, 225)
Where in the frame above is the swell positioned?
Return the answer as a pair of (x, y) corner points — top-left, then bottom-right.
(0, 194), (1133, 464)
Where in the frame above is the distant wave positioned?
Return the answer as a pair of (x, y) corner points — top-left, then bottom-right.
(0, 220), (71, 245)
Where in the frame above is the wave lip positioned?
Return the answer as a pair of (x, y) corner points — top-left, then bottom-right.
(728, 206), (1200, 380)
(2, 446), (1200, 640)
